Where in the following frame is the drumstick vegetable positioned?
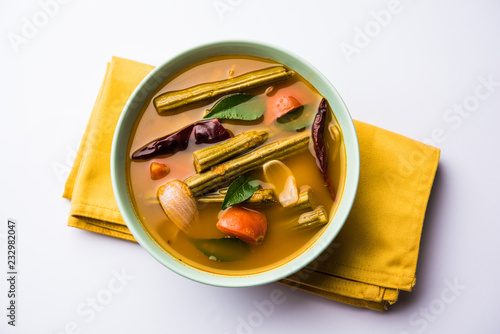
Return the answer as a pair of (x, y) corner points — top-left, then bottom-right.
(193, 130), (269, 173)
(290, 187), (315, 212)
(198, 187), (314, 210)
(287, 207), (328, 231)
(154, 66), (294, 114)
(197, 188), (277, 206)
(184, 132), (310, 197)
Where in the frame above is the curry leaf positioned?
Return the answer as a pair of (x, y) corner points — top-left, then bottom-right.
(275, 104), (316, 131)
(191, 238), (250, 262)
(276, 105), (304, 123)
(203, 94), (266, 121)
(221, 175), (259, 210)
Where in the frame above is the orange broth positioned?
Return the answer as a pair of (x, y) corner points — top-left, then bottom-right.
(127, 55), (346, 275)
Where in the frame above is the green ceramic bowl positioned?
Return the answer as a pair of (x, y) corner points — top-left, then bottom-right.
(111, 40), (359, 287)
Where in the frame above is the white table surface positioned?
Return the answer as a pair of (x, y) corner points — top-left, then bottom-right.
(1, 0), (499, 333)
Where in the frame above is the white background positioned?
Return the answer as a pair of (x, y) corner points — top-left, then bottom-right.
(1, 0), (499, 333)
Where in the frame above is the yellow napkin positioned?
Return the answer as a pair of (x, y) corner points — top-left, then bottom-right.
(63, 57), (153, 242)
(63, 57), (440, 311)
(280, 120), (440, 310)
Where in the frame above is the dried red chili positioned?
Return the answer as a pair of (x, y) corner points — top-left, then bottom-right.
(193, 119), (232, 144)
(312, 98), (335, 198)
(132, 119), (232, 161)
(132, 124), (194, 160)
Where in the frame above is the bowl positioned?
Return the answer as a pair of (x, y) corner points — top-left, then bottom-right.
(111, 40), (360, 287)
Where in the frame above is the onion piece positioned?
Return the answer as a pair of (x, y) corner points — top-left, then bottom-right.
(263, 160), (299, 207)
(157, 180), (198, 231)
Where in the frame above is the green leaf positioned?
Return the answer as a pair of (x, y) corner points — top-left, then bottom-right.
(276, 105), (304, 123)
(191, 238), (250, 262)
(275, 104), (316, 131)
(203, 93), (266, 121)
(221, 175), (259, 210)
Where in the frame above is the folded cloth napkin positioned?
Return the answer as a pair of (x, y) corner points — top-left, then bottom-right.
(63, 57), (440, 311)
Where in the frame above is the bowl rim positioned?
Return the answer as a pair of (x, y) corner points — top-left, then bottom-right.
(111, 39), (360, 287)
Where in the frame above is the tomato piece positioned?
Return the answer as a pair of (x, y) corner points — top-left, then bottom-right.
(150, 162), (170, 180)
(216, 207), (267, 245)
(271, 95), (302, 120)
